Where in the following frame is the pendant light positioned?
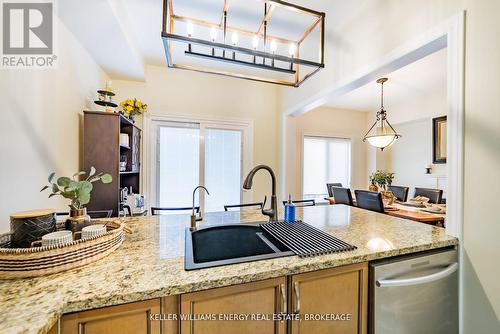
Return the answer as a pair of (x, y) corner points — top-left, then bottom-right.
(363, 78), (401, 151)
(161, 0), (325, 87)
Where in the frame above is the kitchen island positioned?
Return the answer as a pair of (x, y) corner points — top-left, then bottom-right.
(0, 205), (457, 334)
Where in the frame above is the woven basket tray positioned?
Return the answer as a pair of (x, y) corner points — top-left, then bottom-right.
(0, 220), (128, 279)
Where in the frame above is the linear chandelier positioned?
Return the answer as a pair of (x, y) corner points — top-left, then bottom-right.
(161, 0), (325, 87)
(363, 78), (402, 151)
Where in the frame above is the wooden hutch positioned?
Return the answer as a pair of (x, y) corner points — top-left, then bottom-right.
(83, 111), (141, 216)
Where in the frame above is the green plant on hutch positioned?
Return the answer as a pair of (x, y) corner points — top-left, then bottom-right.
(41, 166), (112, 232)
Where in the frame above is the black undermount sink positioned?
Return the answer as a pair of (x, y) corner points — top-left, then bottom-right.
(184, 223), (294, 270)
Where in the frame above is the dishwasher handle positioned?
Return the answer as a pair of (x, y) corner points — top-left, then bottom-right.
(376, 262), (458, 288)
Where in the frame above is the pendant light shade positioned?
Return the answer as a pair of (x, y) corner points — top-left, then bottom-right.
(363, 78), (401, 151)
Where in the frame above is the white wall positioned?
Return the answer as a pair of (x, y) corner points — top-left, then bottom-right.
(285, 107), (369, 199)
(279, 0), (500, 331)
(112, 65), (280, 206)
(0, 18), (109, 232)
(462, 0), (500, 330)
(382, 118), (447, 197)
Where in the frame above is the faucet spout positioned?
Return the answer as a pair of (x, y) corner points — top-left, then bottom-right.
(243, 165), (278, 221)
(191, 185), (209, 229)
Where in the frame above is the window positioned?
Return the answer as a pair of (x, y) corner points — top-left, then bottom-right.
(302, 136), (351, 200)
(154, 119), (249, 213)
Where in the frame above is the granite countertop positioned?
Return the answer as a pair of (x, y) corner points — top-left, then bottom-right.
(0, 205), (458, 334)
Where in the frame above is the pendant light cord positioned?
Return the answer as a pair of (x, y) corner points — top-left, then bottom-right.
(380, 80), (384, 110)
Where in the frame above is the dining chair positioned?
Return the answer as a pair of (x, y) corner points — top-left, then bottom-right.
(281, 199), (316, 207)
(151, 207), (200, 215)
(414, 188), (443, 204)
(56, 210), (113, 219)
(387, 185), (409, 202)
(331, 187), (354, 206)
(120, 203), (132, 217)
(326, 183), (343, 197)
(224, 202), (263, 211)
(354, 190), (385, 213)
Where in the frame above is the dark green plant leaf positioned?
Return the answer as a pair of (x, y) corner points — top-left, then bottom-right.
(78, 181), (93, 193)
(52, 183), (60, 193)
(48, 172), (56, 183)
(65, 185), (77, 192)
(57, 177), (71, 187)
(40, 185), (49, 192)
(48, 193), (57, 198)
(100, 174), (112, 184)
(65, 180), (79, 192)
(61, 191), (76, 200)
(79, 192), (91, 205)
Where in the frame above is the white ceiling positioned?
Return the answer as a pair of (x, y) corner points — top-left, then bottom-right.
(322, 47), (447, 112)
(58, 0), (356, 81)
(59, 0), (145, 80)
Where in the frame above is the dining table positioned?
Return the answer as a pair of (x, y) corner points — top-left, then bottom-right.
(325, 197), (446, 226)
(386, 202), (445, 226)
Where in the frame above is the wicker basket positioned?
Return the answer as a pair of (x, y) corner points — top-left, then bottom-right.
(0, 220), (129, 279)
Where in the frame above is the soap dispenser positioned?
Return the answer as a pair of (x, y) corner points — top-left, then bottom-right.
(284, 194), (296, 222)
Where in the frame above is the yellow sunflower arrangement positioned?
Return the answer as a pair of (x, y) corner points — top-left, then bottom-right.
(119, 98), (148, 119)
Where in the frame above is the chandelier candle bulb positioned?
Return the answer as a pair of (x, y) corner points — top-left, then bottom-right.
(289, 43), (296, 70)
(231, 32), (239, 45)
(270, 40), (277, 53)
(252, 35), (259, 63)
(231, 32), (239, 59)
(210, 27), (217, 41)
(252, 35), (259, 49)
(210, 27), (217, 56)
(270, 40), (277, 66)
(186, 22), (194, 37)
(187, 21), (194, 52)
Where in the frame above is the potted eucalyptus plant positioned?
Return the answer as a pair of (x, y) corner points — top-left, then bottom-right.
(369, 170), (396, 204)
(41, 167), (112, 232)
(369, 170), (395, 191)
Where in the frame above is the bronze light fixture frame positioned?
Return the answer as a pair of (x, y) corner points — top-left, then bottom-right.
(161, 0), (325, 87)
(362, 78), (402, 151)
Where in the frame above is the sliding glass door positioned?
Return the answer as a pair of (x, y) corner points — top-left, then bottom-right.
(155, 120), (246, 213)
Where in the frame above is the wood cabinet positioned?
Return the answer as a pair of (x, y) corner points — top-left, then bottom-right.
(179, 277), (287, 334)
(83, 111), (141, 216)
(60, 299), (160, 334)
(54, 263), (367, 334)
(290, 262), (368, 334)
(47, 323), (58, 334)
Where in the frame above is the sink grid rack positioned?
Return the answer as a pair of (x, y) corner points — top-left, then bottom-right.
(260, 220), (357, 258)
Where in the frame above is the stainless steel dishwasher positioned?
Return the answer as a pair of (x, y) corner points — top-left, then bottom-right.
(370, 248), (458, 334)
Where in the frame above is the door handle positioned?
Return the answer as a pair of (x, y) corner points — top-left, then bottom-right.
(280, 283), (287, 314)
(376, 262), (458, 288)
(293, 282), (301, 314)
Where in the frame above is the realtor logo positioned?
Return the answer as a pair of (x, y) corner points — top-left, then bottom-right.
(1, 1), (56, 68)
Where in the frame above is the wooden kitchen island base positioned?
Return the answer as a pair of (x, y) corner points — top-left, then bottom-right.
(54, 262), (367, 334)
